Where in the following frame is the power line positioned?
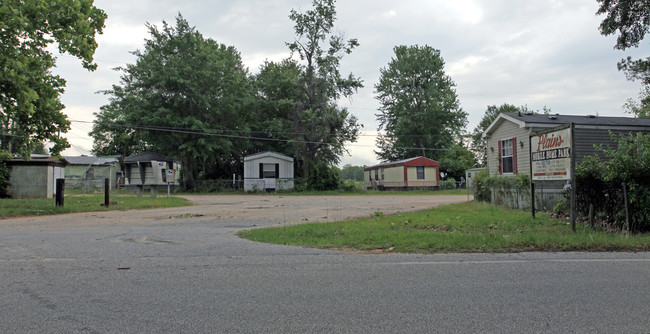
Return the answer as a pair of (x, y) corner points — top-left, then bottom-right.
(69, 120), (469, 152)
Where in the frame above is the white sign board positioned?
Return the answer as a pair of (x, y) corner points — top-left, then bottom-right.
(531, 127), (571, 181)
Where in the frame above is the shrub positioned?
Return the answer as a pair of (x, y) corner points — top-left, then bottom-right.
(440, 178), (457, 190)
(0, 150), (11, 198)
(472, 169), (491, 202)
(571, 132), (650, 232)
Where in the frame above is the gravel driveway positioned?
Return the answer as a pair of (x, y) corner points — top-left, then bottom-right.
(0, 194), (472, 229)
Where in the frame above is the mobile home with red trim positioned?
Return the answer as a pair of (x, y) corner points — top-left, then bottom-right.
(364, 157), (439, 190)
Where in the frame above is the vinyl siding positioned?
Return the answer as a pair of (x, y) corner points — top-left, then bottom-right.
(574, 126), (650, 164)
(486, 121), (531, 176)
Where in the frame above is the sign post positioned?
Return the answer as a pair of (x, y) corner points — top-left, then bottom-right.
(530, 124), (574, 230)
(166, 169), (174, 197)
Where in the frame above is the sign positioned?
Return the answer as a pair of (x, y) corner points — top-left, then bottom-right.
(530, 127), (571, 181)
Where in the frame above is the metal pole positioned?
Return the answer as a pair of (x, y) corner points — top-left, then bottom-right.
(531, 182), (535, 218)
(623, 183), (630, 234)
(570, 123), (576, 232)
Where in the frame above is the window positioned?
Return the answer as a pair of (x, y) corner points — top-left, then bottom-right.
(381, 168), (384, 180)
(501, 139), (514, 174)
(374, 169), (378, 181)
(262, 163), (278, 178)
(416, 166), (425, 180)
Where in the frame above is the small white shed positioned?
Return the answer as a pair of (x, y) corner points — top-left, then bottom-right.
(244, 151), (294, 192)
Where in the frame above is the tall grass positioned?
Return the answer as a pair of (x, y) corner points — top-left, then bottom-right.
(0, 194), (191, 218)
(239, 201), (650, 253)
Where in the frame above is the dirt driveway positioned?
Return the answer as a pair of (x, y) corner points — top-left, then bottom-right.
(0, 194), (472, 229)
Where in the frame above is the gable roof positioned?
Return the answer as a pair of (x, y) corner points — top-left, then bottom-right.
(124, 152), (178, 163)
(64, 156), (119, 166)
(244, 151), (293, 162)
(365, 157), (438, 170)
(484, 112), (650, 137)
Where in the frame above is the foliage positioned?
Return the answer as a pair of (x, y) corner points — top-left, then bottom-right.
(622, 85), (650, 118)
(471, 104), (551, 165)
(0, 0), (106, 157)
(374, 45), (467, 162)
(284, 0), (363, 181)
(239, 201), (650, 253)
(471, 104), (518, 166)
(300, 164), (342, 191)
(597, 0), (650, 85)
(0, 150), (11, 198)
(571, 132), (650, 232)
(473, 172), (531, 207)
(439, 179), (457, 190)
(438, 145), (476, 181)
(91, 15), (253, 189)
(340, 164), (365, 181)
(472, 169), (491, 202)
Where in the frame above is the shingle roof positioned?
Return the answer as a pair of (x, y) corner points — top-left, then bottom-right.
(502, 112), (650, 127)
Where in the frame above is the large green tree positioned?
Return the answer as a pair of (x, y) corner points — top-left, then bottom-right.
(597, 0), (650, 85)
(0, 0), (106, 156)
(90, 15), (252, 188)
(285, 0), (363, 182)
(249, 59), (302, 157)
(375, 45), (467, 162)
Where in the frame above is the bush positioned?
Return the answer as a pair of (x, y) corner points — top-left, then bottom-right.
(440, 178), (457, 190)
(572, 132), (650, 232)
(0, 150), (11, 198)
(472, 169), (491, 202)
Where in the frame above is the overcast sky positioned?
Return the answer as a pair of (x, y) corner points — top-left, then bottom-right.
(56, 0), (648, 167)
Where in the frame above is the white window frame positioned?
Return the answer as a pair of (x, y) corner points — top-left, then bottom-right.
(501, 139), (514, 174)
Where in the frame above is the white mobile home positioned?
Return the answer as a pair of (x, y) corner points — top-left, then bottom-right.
(244, 152), (294, 192)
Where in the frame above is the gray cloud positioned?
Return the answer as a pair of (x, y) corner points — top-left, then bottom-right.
(55, 0), (648, 166)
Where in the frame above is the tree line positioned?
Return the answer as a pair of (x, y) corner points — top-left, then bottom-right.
(2, 0), (649, 194)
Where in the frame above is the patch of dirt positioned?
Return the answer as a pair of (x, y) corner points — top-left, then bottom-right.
(0, 194), (472, 229)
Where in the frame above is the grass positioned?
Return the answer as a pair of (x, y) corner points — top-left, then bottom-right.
(238, 201), (650, 253)
(0, 194), (192, 218)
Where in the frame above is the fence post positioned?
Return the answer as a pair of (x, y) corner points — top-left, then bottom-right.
(55, 178), (65, 207)
(104, 178), (110, 207)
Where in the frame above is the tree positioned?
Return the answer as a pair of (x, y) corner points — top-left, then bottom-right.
(439, 145), (476, 181)
(471, 104), (551, 166)
(285, 0), (363, 183)
(249, 59), (303, 157)
(0, 0), (106, 157)
(471, 104), (519, 166)
(597, 0), (650, 85)
(623, 85), (650, 118)
(91, 15), (252, 188)
(340, 164), (364, 181)
(375, 45), (467, 163)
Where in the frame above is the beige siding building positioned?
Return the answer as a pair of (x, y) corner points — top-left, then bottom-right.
(484, 112), (650, 177)
(364, 157), (439, 190)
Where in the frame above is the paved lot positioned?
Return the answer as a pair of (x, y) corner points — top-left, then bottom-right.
(2, 194), (650, 333)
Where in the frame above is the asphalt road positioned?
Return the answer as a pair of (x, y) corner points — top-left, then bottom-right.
(2, 200), (650, 333)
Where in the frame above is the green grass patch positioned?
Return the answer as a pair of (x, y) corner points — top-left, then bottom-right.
(0, 195), (192, 218)
(238, 201), (650, 253)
